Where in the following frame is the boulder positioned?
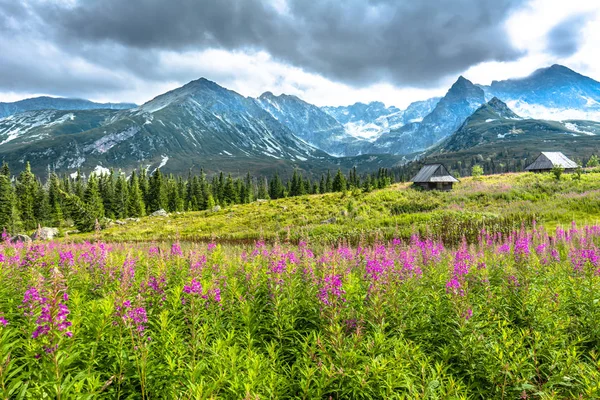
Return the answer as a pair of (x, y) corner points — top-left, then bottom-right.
(150, 209), (169, 217)
(10, 234), (32, 244)
(321, 217), (337, 224)
(31, 227), (59, 241)
(115, 220), (126, 225)
(212, 205), (221, 212)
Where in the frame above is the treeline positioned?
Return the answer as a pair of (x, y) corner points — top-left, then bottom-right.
(0, 163), (393, 233)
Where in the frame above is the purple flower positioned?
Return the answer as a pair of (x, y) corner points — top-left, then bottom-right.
(171, 242), (183, 257)
(445, 278), (464, 296)
(0, 315), (7, 326)
(463, 308), (473, 320)
(318, 274), (346, 306)
(183, 279), (203, 295)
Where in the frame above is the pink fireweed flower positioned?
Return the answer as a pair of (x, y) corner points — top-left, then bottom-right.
(445, 278), (464, 296)
(514, 235), (531, 262)
(462, 308), (473, 320)
(116, 300), (148, 336)
(507, 275), (520, 288)
(183, 279), (203, 295)
(497, 243), (511, 254)
(59, 251), (74, 267)
(171, 242), (183, 257)
(22, 272), (73, 351)
(207, 242), (217, 251)
(0, 314), (7, 326)
(318, 274), (346, 306)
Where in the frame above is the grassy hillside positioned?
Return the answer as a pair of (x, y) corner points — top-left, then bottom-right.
(80, 170), (600, 244)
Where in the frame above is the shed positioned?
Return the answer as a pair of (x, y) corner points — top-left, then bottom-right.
(410, 164), (459, 191)
(525, 152), (578, 173)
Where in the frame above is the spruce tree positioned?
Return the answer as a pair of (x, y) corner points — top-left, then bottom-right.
(0, 174), (18, 232)
(325, 170), (333, 192)
(332, 169), (347, 192)
(60, 190), (101, 233)
(83, 175), (105, 218)
(127, 171), (146, 217)
(0, 162), (10, 178)
(48, 173), (63, 226)
(269, 173), (285, 199)
(257, 177), (269, 200)
(223, 174), (237, 205)
(113, 172), (129, 219)
(15, 162), (37, 230)
(147, 169), (166, 212)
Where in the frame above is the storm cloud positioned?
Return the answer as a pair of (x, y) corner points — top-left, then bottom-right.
(0, 0), (526, 98)
(546, 14), (587, 57)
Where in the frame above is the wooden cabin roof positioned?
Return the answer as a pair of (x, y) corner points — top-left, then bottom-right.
(410, 164), (459, 183)
(525, 152), (578, 171)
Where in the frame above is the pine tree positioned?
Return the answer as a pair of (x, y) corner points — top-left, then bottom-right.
(74, 170), (85, 199)
(332, 169), (347, 192)
(257, 177), (269, 200)
(98, 170), (116, 219)
(15, 162), (37, 230)
(48, 172), (63, 226)
(127, 171), (146, 217)
(84, 175), (105, 218)
(147, 169), (166, 212)
(269, 173), (285, 199)
(223, 174), (238, 205)
(0, 174), (18, 232)
(113, 172), (129, 219)
(60, 190), (101, 233)
(325, 170), (333, 192)
(0, 162), (10, 178)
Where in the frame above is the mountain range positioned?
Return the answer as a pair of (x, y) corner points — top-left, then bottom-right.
(0, 64), (599, 176)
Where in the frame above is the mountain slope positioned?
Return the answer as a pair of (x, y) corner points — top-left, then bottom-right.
(0, 79), (332, 175)
(369, 77), (485, 155)
(428, 97), (600, 157)
(480, 64), (600, 121)
(255, 92), (368, 156)
(322, 98), (441, 142)
(0, 78), (409, 176)
(322, 102), (403, 141)
(0, 96), (136, 119)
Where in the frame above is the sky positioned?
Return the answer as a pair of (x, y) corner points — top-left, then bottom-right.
(0, 0), (599, 109)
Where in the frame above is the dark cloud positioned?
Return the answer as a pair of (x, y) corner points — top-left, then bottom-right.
(546, 14), (587, 57)
(2, 0), (525, 91)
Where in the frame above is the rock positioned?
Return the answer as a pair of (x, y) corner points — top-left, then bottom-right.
(212, 205), (221, 212)
(321, 217), (337, 224)
(10, 234), (32, 243)
(31, 227), (59, 241)
(150, 209), (169, 217)
(126, 218), (140, 222)
(65, 230), (80, 235)
(256, 199), (268, 203)
(115, 220), (126, 225)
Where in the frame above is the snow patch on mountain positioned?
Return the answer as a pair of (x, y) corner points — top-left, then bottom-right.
(84, 126), (140, 154)
(91, 165), (110, 176)
(563, 122), (595, 136)
(507, 100), (600, 121)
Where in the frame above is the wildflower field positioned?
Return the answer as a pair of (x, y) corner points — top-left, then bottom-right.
(1, 223), (600, 399)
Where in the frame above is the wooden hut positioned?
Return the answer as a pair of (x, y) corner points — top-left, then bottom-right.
(525, 152), (578, 173)
(410, 164), (459, 191)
